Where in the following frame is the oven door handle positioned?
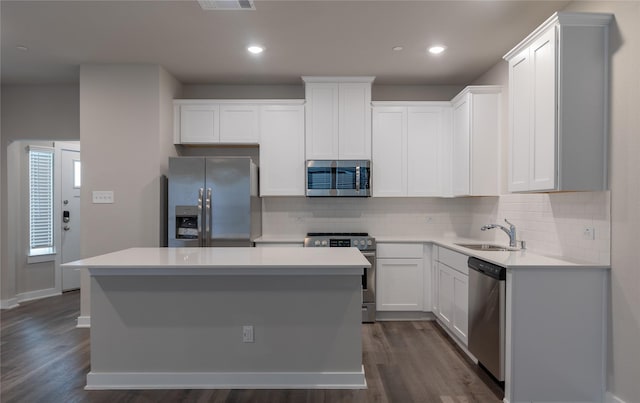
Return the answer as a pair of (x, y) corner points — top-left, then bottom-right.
(360, 251), (376, 258)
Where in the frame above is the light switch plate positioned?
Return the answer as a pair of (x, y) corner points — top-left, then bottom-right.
(92, 190), (114, 204)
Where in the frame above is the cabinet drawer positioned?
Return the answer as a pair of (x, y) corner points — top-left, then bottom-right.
(437, 247), (469, 276)
(377, 243), (423, 259)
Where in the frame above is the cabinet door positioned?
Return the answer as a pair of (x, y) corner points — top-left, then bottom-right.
(529, 27), (557, 191)
(180, 104), (220, 143)
(407, 106), (443, 196)
(376, 258), (424, 311)
(305, 83), (339, 159)
(451, 96), (470, 196)
(372, 107), (406, 197)
(452, 270), (469, 346)
(259, 105), (305, 196)
(437, 262), (454, 327)
(508, 48), (532, 192)
(219, 104), (260, 144)
(339, 83), (372, 159)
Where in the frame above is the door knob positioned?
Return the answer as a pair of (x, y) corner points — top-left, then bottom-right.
(64, 226), (70, 231)
(63, 200), (69, 205)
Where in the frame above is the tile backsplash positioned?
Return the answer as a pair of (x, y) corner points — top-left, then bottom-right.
(262, 191), (610, 265)
(468, 192), (611, 265)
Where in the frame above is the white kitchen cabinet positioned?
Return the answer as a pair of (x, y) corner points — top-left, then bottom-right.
(450, 86), (501, 197)
(303, 77), (374, 160)
(376, 243), (424, 312)
(254, 242), (303, 248)
(219, 104), (260, 144)
(504, 12), (612, 192)
(177, 104), (220, 144)
(259, 104), (305, 196)
(372, 103), (451, 197)
(174, 100), (289, 145)
(434, 246), (469, 346)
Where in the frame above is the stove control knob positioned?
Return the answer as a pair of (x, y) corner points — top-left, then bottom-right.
(353, 240), (359, 246)
(321, 240), (328, 246)
(314, 240), (320, 246)
(367, 239), (373, 246)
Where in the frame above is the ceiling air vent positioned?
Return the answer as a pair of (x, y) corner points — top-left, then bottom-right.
(198, 0), (255, 10)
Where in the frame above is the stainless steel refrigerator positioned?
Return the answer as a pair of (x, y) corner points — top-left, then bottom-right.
(168, 157), (261, 247)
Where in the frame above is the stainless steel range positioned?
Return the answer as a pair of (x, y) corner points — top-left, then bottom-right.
(304, 232), (376, 323)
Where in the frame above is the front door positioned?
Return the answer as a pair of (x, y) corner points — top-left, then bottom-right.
(60, 145), (81, 291)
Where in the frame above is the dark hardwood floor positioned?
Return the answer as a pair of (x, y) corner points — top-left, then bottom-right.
(1, 291), (502, 403)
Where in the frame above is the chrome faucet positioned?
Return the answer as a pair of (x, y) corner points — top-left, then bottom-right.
(481, 219), (519, 248)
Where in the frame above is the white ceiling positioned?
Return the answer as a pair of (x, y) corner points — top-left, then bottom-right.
(1, 0), (571, 86)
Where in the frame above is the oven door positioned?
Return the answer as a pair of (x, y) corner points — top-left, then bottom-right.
(361, 250), (376, 322)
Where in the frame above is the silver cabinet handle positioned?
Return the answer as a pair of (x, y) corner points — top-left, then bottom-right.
(206, 188), (212, 247)
(198, 188), (204, 247)
(356, 165), (361, 192)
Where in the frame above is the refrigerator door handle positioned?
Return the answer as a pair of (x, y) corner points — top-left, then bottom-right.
(197, 188), (204, 247)
(205, 188), (212, 246)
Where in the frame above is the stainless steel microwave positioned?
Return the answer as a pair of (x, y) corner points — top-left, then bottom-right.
(306, 160), (371, 197)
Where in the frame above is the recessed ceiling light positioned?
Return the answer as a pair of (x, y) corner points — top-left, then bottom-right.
(428, 45), (446, 55)
(247, 45), (264, 54)
(392, 46), (404, 51)
(16, 45), (28, 51)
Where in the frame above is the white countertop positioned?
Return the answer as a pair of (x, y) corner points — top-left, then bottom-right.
(256, 234), (609, 269)
(63, 247), (370, 276)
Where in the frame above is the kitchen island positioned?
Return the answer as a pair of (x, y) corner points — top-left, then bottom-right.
(63, 247), (369, 390)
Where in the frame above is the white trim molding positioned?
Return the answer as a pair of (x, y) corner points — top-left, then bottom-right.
(85, 367), (367, 390)
(16, 288), (60, 303)
(76, 316), (91, 328)
(0, 298), (20, 310)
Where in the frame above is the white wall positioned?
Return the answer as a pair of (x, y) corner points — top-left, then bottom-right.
(78, 64), (182, 319)
(181, 83), (463, 102)
(0, 85), (80, 306)
(563, 2), (639, 402)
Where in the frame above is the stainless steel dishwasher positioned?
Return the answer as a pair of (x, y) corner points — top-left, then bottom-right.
(468, 257), (506, 383)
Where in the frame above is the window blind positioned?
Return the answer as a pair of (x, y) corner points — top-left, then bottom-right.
(29, 147), (55, 255)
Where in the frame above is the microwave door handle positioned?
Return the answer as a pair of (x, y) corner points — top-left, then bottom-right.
(356, 165), (361, 192)
(197, 188), (204, 247)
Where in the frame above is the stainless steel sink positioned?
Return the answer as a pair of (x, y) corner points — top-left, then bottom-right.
(455, 243), (516, 252)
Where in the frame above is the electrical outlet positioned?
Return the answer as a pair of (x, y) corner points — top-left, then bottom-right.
(242, 325), (254, 343)
(425, 216), (433, 223)
(92, 190), (114, 204)
(582, 226), (596, 240)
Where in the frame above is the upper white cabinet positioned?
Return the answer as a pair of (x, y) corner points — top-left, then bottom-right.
(259, 104), (306, 196)
(303, 77), (374, 160)
(177, 104), (220, 144)
(450, 86), (502, 197)
(219, 104), (260, 144)
(174, 100), (267, 145)
(504, 12), (612, 192)
(372, 103), (451, 197)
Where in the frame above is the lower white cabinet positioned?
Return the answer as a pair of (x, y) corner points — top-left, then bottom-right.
(434, 247), (469, 346)
(376, 243), (424, 312)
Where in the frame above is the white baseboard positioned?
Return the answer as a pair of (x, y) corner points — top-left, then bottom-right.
(76, 316), (91, 328)
(85, 367), (367, 390)
(376, 311), (435, 321)
(0, 298), (20, 310)
(17, 288), (60, 303)
(606, 392), (627, 403)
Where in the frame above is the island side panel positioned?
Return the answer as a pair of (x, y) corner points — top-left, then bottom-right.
(90, 274), (362, 374)
(506, 267), (608, 403)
